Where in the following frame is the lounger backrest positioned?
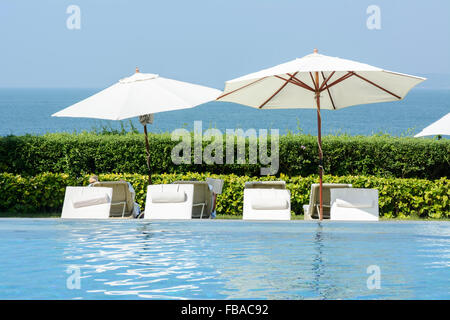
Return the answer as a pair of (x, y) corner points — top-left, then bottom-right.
(61, 186), (112, 219)
(330, 188), (379, 221)
(308, 183), (352, 219)
(244, 181), (286, 190)
(92, 181), (134, 217)
(144, 184), (193, 219)
(243, 186), (291, 220)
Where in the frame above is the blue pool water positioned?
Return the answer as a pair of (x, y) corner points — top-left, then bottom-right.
(0, 219), (449, 300)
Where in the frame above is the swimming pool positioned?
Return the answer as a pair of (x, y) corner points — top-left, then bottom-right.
(0, 219), (448, 299)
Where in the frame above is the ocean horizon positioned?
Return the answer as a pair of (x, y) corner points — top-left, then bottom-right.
(0, 87), (449, 137)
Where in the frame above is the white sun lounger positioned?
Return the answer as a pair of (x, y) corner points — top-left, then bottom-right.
(61, 186), (112, 219)
(330, 188), (379, 221)
(91, 181), (136, 218)
(303, 183), (353, 220)
(143, 184), (194, 219)
(243, 181), (291, 220)
(172, 181), (215, 219)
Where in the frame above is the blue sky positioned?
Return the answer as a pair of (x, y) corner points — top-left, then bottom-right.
(0, 0), (449, 88)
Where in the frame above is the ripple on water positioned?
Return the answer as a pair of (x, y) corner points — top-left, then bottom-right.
(0, 219), (449, 299)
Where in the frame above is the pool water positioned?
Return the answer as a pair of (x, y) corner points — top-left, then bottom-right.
(0, 219), (449, 300)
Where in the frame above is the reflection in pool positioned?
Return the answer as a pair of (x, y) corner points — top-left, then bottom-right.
(0, 219), (449, 299)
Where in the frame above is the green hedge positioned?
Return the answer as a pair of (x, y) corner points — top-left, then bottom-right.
(0, 132), (448, 179)
(1, 172), (448, 219)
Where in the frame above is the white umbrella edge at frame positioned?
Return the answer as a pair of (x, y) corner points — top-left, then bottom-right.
(217, 49), (426, 220)
(53, 68), (222, 184)
(414, 113), (450, 137)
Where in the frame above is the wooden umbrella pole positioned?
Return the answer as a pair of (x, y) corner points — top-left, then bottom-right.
(314, 51), (324, 221)
(143, 124), (152, 185)
(316, 91), (323, 221)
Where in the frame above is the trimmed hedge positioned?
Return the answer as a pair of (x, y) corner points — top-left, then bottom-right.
(0, 132), (449, 179)
(1, 172), (448, 219)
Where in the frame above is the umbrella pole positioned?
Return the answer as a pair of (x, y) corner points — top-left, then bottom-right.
(143, 124), (152, 185)
(315, 71), (324, 221)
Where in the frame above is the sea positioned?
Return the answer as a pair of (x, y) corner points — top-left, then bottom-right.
(0, 88), (449, 137)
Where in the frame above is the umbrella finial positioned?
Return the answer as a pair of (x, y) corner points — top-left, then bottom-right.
(135, 67), (140, 73)
(314, 48), (318, 54)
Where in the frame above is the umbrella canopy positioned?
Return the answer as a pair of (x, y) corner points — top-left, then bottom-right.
(53, 69), (221, 184)
(53, 70), (221, 120)
(415, 113), (450, 137)
(218, 50), (425, 109)
(217, 49), (425, 220)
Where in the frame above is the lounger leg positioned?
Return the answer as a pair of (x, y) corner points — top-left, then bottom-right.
(122, 203), (126, 218)
(200, 204), (204, 219)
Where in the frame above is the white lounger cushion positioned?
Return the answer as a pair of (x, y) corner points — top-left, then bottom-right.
(243, 188), (291, 220)
(144, 184), (194, 220)
(61, 187), (112, 219)
(330, 188), (379, 221)
(150, 191), (186, 203)
(251, 197), (289, 210)
(72, 194), (110, 208)
(335, 198), (373, 209)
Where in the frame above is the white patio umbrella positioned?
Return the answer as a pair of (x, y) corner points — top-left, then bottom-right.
(415, 113), (450, 137)
(217, 49), (425, 220)
(53, 68), (221, 184)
